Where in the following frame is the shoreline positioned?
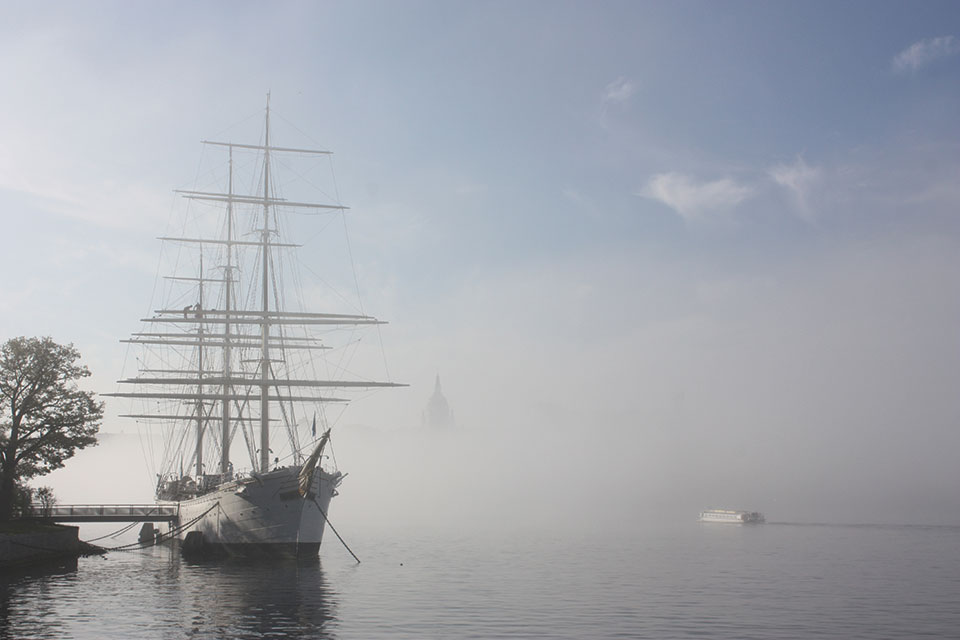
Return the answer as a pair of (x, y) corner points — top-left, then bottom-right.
(0, 522), (105, 569)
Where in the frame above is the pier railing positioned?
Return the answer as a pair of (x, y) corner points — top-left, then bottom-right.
(26, 503), (179, 523)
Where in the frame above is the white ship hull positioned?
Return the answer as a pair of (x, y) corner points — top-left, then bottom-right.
(167, 466), (342, 557)
(699, 509), (765, 524)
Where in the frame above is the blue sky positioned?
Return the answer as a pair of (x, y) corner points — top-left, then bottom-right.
(3, 1), (960, 522)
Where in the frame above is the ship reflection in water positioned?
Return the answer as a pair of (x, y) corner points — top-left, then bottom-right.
(179, 555), (337, 638)
(0, 544), (338, 639)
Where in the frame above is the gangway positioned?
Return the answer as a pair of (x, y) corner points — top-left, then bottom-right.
(27, 503), (179, 524)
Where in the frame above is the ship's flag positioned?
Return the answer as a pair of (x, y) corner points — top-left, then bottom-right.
(298, 429), (331, 497)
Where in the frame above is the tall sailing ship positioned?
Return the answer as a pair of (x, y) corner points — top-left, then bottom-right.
(107, 98), (403, 556)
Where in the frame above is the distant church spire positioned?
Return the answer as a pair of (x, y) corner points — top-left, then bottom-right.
(422, 373), (454, 429)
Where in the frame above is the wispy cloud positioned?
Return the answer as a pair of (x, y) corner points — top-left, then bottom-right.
(602, 76), (636, 105)
(641, 172), (752, 223)
(769, 156), (822, 222)
(892, 35), (960, 73)
(561, 187), (601, 218)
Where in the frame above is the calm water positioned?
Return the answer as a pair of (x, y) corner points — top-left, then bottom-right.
(2, 522), (959, 639)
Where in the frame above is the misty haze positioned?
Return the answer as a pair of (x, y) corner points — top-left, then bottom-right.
(2, 2), (960, 639)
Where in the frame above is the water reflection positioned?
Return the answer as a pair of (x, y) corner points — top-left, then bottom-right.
(0, 559), (78, 640)
(177, 555), (338, 639)
(0, 547), (338, 640)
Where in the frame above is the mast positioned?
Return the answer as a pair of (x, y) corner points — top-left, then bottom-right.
(195, 255), (205, 477)
(260, 94), (272, 474)
(221, 146), (234, 476)
(107, 99), (408, 484)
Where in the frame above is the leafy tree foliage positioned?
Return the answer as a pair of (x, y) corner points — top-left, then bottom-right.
(35, 485), (57, 515)
(0, 337), (103, 520)
(8, 481), (34, 518)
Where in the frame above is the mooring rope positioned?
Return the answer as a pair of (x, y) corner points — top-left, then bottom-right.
(9, 539), (101, 555)
(99, 502), (220, 552)
(313, 497), (360, 564)
(82, 520), (140, 543)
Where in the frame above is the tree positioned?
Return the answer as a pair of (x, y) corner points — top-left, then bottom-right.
(0, 337), (103, 520)
(35, 486), (57, 516)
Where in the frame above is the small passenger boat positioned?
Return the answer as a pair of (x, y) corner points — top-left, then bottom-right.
(698, 509), (765, 524)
